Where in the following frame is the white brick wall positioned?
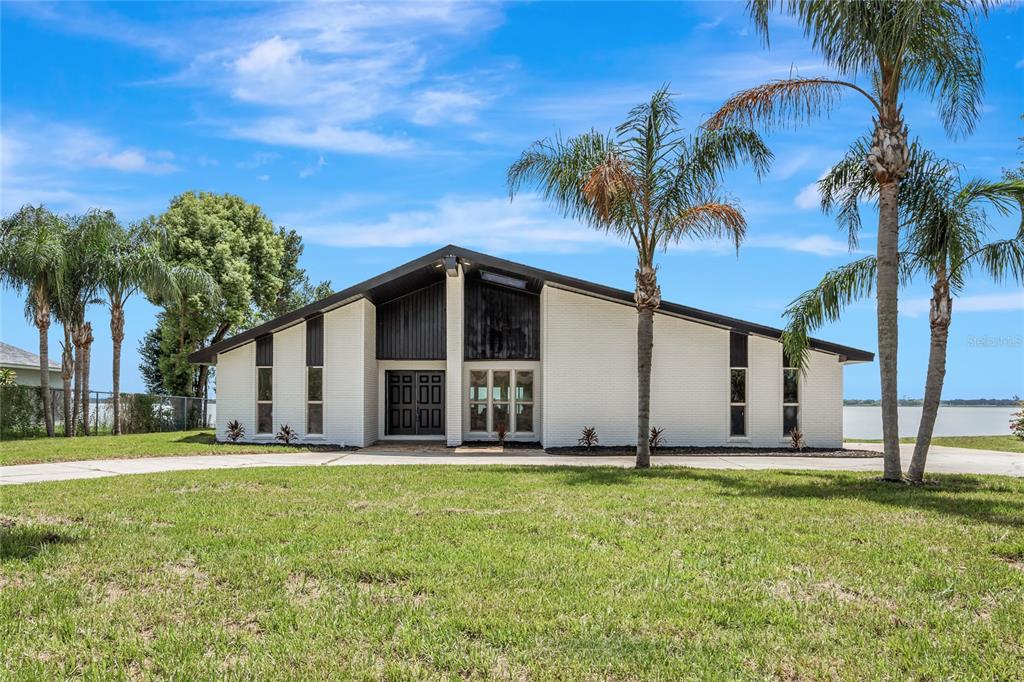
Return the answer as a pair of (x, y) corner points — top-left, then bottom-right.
(214, 341), (254, 440)
(362, 302), (378, 444)
(273, 322), (305, 436)
(540, 285), (844, 448)
(323, 298), (376, 447)
(445, 265), (464, 446)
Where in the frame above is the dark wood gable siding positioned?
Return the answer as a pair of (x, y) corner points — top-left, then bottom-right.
(305, 315), (324, 366)
(376, 281), (446, 360)
(464, 278), (540, 360)
(256, 335), (274, 366)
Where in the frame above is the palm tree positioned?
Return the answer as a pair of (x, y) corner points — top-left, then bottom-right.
(508, 87), (772, 467)
(0, 205), (66, 436)
(62, 211), (109, 436)
(97, 217), (175, 434)
(704, 1), (989, 481)
(782, 144), (1024, 482)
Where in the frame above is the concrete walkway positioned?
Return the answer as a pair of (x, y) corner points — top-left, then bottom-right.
(1, 443), (1021, 485)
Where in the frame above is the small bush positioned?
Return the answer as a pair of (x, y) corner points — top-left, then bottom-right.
(578, 426), (599, 451)
(226, 419), (245, 443)
(649, 426), (666, 452)
(276, 424), (299, 444)
(1010, 398), (1024, 440)
(789, 426), (806, 452)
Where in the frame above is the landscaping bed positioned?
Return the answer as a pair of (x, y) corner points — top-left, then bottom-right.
(1, 466), (1021, 679)
(547, 445), (879, 457)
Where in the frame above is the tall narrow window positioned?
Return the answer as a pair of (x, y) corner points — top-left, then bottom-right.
(256, 335), (273, 434)
(306, 316), (324, 435)
(469, 370), (488, 431)
(307, 367), (323, 435)
(492, 371), (510, 433)
(729, 332), (747, 437)
(515, 371), (534, 433)
(783, 351), (799, 436)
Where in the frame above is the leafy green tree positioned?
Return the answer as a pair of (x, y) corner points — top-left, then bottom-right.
(509, 87), (771, 467)
(705, 0), (989, 481)
(153, 191), (286, 402)
(138, 324), (169, 395)
(783, 143), (1024, 482)
(0, 205), (66, 436)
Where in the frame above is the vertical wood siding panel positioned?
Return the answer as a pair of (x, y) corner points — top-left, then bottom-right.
(375, 281), (446, 359)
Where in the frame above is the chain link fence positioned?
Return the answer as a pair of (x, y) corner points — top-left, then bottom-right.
(0, 385), (216, 439)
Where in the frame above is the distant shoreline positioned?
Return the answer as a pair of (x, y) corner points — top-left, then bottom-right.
(844, 400), (1019, 407)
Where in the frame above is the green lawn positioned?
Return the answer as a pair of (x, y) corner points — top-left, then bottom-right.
(2, 466), (1022, 679)
(0, 429), (306, 466)
(847, 434), (1024, 453)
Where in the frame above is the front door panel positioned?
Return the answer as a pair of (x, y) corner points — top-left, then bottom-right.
(386, 371), (445, 436)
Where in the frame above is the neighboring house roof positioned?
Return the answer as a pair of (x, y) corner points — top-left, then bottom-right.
(188, 244), (875, 364)
(0, 341), (61, 370)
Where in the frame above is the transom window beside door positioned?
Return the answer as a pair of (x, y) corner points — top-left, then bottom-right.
(468, 369), (534, 434)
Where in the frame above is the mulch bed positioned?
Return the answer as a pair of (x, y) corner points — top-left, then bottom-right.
(545, 445), (879, 458)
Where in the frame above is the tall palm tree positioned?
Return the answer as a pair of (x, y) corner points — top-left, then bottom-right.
(782, 144), (1024, 482)
(705, 1), (989, 481)
(508, 87), (772, 467)
(0, 205), (66, 436)
(63, 211), (109, 435)
(97, 217), (175, 434)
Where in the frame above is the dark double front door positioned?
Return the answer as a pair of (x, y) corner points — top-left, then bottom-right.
(386, 371), (445, 436)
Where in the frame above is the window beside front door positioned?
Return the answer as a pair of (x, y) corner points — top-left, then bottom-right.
(468, 369), (534, 435)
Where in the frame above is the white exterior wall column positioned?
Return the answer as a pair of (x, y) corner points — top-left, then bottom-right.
(445, 263), (465, 446)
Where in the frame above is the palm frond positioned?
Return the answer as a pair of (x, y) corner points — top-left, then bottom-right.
(704, 77), (874, 132)
(666, 201), (747, 251)
(959, 237), (1024, 285)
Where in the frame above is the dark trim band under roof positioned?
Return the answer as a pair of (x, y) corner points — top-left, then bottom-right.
(188, 245), (874, 364)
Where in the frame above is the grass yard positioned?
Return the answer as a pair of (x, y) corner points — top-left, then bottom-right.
(848, 434), (1024, 453)
(0, 429), (307, 466)
(2, 466), (1022, 679)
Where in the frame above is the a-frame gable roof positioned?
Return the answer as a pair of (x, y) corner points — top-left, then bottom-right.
(188, 244), (873, 364)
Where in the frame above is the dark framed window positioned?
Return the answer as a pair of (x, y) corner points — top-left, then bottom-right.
(783, 355), (799, 436)
(729, 332), (748, 438)
(466, 369), (535, 434)
(257, 366), (273, 434)
(307, 366), (323, 435)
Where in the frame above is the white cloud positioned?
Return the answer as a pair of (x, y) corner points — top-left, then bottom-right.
(299, 155), (327, 178)
(229, 118), (413, 155)
(235, 152), (279, 169)
(671, 231), (853, 257)
(794, 181), (822, 210)
(1016, 57), (1024, 69)
(696, 17), (724, 30)
(902, 292), (1024, 317)
(410, 89), (487, 126)
(284, 194), (619, 254)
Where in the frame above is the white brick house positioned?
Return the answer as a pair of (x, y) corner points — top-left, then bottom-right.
(190, 245), (871, 448)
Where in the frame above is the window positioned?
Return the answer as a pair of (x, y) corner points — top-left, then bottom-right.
(306, 317), (324, 436)
(307, 367), (323, 435)
(783, 353), (799, 436)
(467, 369), (535, 435)
(256, 334), (274, 434)
(729, 332), (747, 437)
(257, 367), (273, 434)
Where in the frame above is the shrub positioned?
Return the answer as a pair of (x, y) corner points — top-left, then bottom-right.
(119, 393), (162, 434)
(495, 421), (508, 443)
(0, 385), (45, 438)
(0, 368), (15, 387)
(226, 419), (245, 443)
(1010, 398), (1024, 440)
(789, 426), (806, 452)
(649, 426), (666, 452)
(276, 424), (298, 444)
(578, 426), (599, 451)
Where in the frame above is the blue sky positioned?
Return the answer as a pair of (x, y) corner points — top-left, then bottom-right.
(2, 1), (1022, 397)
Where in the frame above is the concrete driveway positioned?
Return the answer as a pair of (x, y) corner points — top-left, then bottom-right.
(1, 442), (1020, 485)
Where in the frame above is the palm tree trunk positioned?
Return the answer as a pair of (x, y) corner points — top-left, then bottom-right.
(72, 324), (83, 434)
(634, 265), (660, 469)
(61, 325), (74, 437)
(908, 274), (952, 483)
(111, 303), (125, 435)
(34, 289), (54, 437)
(81, 322), (94, 435)
(868, 110), (910, 482)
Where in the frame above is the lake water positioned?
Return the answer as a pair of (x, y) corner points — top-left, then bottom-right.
(843, 406), (1017, 440)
